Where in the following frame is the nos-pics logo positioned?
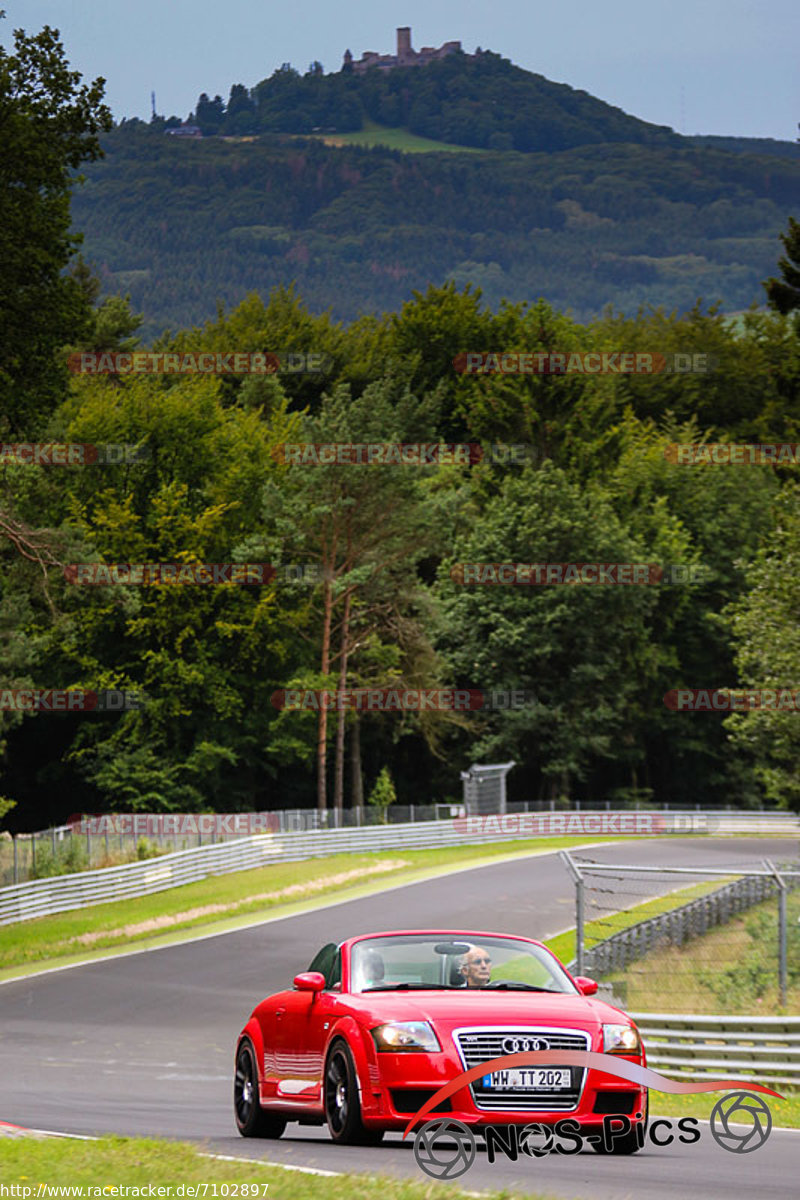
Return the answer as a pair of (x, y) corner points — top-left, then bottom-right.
(413, 1094), (773, 1179)
(404, 1053), (780, 1180)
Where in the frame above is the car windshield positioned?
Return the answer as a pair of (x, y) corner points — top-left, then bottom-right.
(349, 934), (577, 993)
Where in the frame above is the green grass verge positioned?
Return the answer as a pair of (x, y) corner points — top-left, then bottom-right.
(306, 119), (486, 154)
(650, 1090), (800, 1125)
(0, 836), (632, 976)
(543, 878), (725, 966)
(0, 1134), (556, 1197)
(601, 888), (800, 1015)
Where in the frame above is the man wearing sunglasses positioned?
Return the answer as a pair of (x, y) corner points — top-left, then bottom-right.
(459, 945), (492, 987)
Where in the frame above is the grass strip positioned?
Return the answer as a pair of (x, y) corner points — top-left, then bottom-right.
(650, 1090), (800, 1125)
(0, 1133), (557, 1197)
(543, 878), (726, 965)
(601, 888), (800, 1014)
(0, 835), (633, 975)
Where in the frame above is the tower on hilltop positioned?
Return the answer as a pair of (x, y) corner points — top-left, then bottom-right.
(397, 26), (412, 63)
(344, 27), (463, 73)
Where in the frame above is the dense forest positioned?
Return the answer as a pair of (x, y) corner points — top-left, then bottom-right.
(2, 24), (800, 831)
(73, 125), (800, 340)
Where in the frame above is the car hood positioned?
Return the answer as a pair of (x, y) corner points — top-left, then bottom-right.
(346, 989), (632, 1031)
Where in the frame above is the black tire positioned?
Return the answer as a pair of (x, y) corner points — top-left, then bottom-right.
(234, 1040), (287, 1139)
(591, 1094), (648, 1155)
(324, 1039), (384, 1145)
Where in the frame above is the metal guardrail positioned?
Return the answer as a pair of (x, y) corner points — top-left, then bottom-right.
(631, 1013), (800, 1087)
(0, 810), (798, 927)
(583, 873), (800, 977)
(0, 818), (499, 925)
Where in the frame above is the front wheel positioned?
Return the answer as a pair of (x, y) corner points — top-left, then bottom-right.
(234, 1040), (287, 1138)
(324, 1040), (383, 1145)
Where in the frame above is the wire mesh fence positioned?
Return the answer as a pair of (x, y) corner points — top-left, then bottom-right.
(2, 803), (797, 889)
(0, 797), (690, 888)
(561, 852), (800, 1015)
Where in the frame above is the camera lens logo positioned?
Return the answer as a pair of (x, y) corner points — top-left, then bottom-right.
(413, 1118), (476, 1179)
(518, 1122), (554, 1157)
(710, 1092), (772, 1153)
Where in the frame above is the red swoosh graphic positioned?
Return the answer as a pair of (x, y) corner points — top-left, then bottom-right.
(401, 1050), (785, 1139)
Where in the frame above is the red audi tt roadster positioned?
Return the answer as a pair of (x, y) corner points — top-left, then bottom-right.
(234, 929), (647, 1151)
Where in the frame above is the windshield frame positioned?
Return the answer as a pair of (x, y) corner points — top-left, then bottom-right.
(344, 931), (579, 995)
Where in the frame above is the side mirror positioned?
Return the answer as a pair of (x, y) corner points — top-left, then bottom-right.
(574, 975), (598, 996)
(294, 971), (326, 992)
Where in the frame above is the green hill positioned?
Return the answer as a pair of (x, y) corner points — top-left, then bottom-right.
(72, 121), (800, 339)
(189, 50), (682, 152)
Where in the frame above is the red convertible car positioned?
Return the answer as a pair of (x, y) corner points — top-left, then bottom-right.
(234, 929), (647, 1152)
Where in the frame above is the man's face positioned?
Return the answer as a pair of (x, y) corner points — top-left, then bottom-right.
(461, 946), (492, 987)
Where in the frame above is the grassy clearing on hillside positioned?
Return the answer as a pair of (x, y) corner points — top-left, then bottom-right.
(0, 835), (630, 972)
(308, 119), (486, 153)
(0, 1134), (557, 1198)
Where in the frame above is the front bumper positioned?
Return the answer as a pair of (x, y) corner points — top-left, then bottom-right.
(360, 1050), (647, 1131)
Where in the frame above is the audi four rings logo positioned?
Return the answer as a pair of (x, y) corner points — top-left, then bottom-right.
(502, 1036), (549, 1053)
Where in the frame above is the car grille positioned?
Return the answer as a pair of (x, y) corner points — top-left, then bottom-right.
(453, 1027), (591, 1112)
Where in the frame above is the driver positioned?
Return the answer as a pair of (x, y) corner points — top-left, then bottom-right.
(459, 945), (492, 988)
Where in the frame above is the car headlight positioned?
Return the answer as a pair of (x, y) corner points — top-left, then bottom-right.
(371, 1022), (441, 1052)
(602, 1023), (642, 1054)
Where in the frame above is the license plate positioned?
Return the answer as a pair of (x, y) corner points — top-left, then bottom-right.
(481, 1068), (571, 1090)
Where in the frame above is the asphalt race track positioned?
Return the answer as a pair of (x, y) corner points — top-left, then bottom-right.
(1, 837), (798, 1199)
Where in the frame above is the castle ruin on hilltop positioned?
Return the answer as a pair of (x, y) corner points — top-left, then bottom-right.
(343, 27), (466, 74)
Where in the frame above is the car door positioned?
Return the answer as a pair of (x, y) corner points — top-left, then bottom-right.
(273, 948), (342, 1104)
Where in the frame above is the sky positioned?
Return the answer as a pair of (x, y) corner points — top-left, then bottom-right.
(4, 0), (799, 141)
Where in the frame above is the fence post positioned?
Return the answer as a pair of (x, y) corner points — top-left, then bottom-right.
(779, 885), (788, 1008)
(13, 834), (17, 885)
(765, 859), (788, 1008)
(31, 835), (36, 877)
(560, 851), (585, 974)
